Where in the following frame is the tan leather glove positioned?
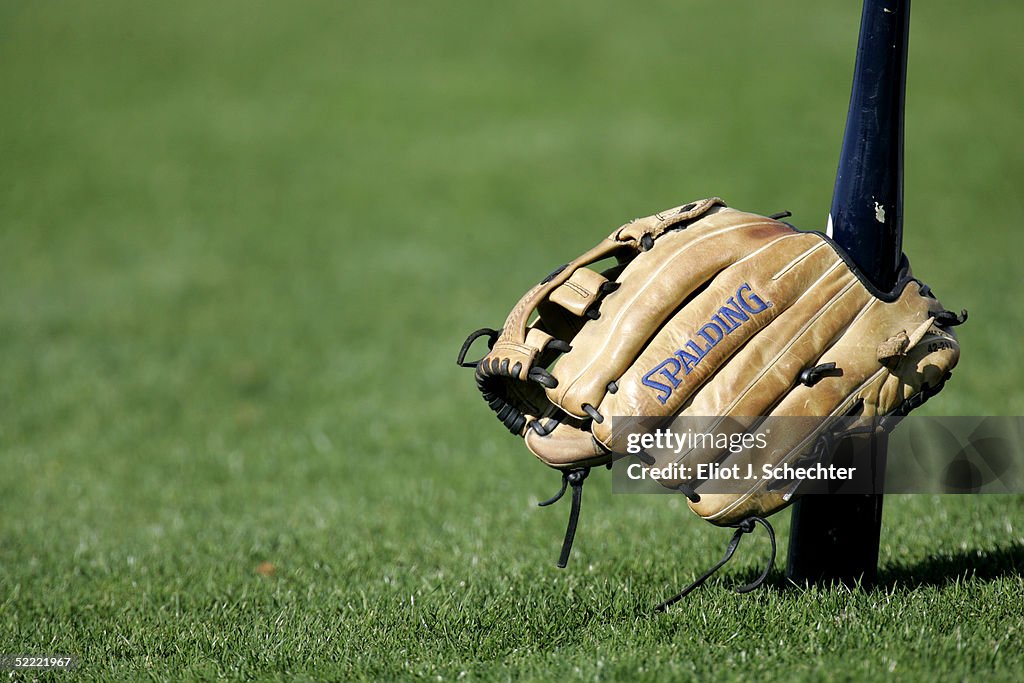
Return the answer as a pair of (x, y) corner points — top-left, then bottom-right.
(458, 198), (963, 565)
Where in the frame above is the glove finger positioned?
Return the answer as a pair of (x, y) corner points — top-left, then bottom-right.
(549, 208), (793, 419)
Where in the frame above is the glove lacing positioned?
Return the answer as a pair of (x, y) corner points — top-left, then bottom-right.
(537, 467), (590, 569)
(654, 515), (777, 613)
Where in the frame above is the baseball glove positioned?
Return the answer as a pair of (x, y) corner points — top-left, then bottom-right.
(458, 198), (963, 594)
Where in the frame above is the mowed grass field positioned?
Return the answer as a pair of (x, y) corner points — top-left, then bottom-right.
(1, 1), (1022, 680)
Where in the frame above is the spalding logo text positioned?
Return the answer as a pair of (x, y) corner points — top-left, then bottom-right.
(641, 283), (772, 404)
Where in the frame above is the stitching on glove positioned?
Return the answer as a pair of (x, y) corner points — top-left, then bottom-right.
(771, 239), (828, 280)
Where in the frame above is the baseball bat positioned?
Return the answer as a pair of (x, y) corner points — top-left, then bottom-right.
(787, 0), (910, 585)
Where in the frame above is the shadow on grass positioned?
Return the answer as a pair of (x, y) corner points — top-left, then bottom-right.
(620, 544), (1023, 619)
(663, 543), (1024, 601)
(596, 544), (1023, 618)
(875, 542), (1024, 589)
(744, 543), (1024, 594)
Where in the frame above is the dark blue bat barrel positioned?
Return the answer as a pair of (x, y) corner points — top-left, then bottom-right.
(828, 0), (910, 292)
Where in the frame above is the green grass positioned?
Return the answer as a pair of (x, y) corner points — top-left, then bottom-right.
(1, 0), (1022, 680)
